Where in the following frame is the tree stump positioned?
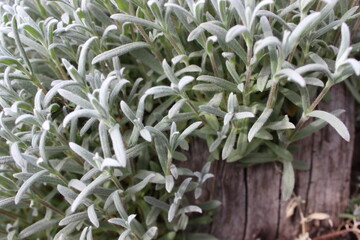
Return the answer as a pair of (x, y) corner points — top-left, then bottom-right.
(186, 83), (355, 240)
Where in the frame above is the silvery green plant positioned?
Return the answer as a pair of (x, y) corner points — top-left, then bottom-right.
(0, 0), (358, 239)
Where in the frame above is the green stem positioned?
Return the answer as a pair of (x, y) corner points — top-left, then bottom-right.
(51, 128), (84, 165)
(51, 171), (68, 185)
(166, 151), (172, 176)
(307, 81), (332, 113)
(111, 176), (123, 190)
(136, 24), (163, 63)
(209, 53), (219, 77)
(35, 197), (65, 216)
(266, 77), (278, 109)
(52, 55), (68, 80)
(166, 33), (185, 56)
(0, 209), (19, 220)
(312, 229), (355, 240)
(243, 45), (253, 106)
(286, 81), (333, 145)
(182, 94), (207, 124)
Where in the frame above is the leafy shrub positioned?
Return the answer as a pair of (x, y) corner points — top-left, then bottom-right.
(0, 0), (359, 239)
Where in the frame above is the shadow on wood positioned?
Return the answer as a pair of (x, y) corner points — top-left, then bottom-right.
(183, 83), (355, 240)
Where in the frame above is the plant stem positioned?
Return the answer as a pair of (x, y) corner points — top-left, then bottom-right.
(243, 45), (253, 106)
(0, 209), (20, 220)
(52, 56), (68, 80)
(286, 81), (333, 145)
(135, 24), (163, 63)
(308, 81), (332, 113)
(182, 94), (207, 124)
(298, 205), (307, 235)
(36, 198), (65, 216)
(209, 53), (219, 77)
(167, 34), (185, 56)
(166, 151), (172, 176)
(266, 78), (278, 109)
(52, 171), (68, 185)
(312, 229), (354, 240)
(111, 176), (123, 190)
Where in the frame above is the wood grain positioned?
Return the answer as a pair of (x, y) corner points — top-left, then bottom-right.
(183, 83), (354, 240)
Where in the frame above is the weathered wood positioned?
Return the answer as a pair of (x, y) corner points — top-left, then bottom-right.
(279, 83), (355, 239)
(184, 83), (355, 240)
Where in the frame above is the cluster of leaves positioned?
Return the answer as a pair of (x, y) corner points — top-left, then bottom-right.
(0, 0), (359, 239)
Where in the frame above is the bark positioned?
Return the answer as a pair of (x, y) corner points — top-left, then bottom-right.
(185, 83), (355, 240)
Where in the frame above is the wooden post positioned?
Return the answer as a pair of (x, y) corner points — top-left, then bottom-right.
(185, 83), (355, 239)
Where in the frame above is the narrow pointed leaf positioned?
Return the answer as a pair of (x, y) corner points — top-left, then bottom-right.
(111, 14), (161, 30)
(71, 174), (110, 212)
(142, 227), (158, 240)
(177, 121), (202, 143)
(92, 42), (150, 64)
(15, 170), (48, 204)
(87, 204), (99, 228)
(278, 69), (306, 87)
(63, 109), (100, 127)
(281, 161), (295, 201)
(19, 219), (59, 239)
(58, 89), (93, 109)
(59, 212), (88, 226)
(69, 142), (97, 168)
(222, 128), (237, 160)
(109, 124), (127, 167)
(248, 108), (273, 142)
(78, 36), (98, 77)
(169, 99), (187, 119)
(225, 25), (249, 42)
(307, 110), (350, 142)
(126, 174), (155, 194)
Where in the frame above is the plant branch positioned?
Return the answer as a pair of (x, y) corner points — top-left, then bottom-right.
(312, 229), (356, 240)
(36, 198), (65, 216)
(286, 81), (333, 145)
(135, 24), (163, 63)
(243, 45), (253, 106)
(209, 53), (219, 77)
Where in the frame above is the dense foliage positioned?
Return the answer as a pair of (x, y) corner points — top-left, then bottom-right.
(0, 0), (359, 239)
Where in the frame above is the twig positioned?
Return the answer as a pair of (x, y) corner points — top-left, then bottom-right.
(312, 229), (354, 240)
(135, 24), (163, 63)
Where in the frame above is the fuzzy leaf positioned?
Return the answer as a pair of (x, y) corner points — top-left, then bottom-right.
(88, 204), (99, 228)
(162, 60), (178, 84)
(234, 112), (255, 120)
(277, 69), (306, 87)
(58, 89), (93, 109)
(69, 142), (97, 168)
(142, 227), (158, 240)
(286, 12), (321, 53)
(15, 170), (48, 204)
(71, 174), (110, 212)
(109, 124), (127, 167)
(19, 219), (59, 239)
(281, 161), (295, 201)
(177, 121), (202, 143)
(92, 42), (150, 64)
(63, 109), (100, 127)
(59, 212), (88, 226)
(169, 99), (187, 119)
(126, 174), (155, 194)
(78, 36), (98, 77)
(222, 128), (237, 160)
(111, 14), (161, 30)
(197, 75), (239, 92)
(254, 36), (282, 54)
(225, 25), (249, 42)
(307, 110), (350, 142)
(248, 108), (273, 142)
